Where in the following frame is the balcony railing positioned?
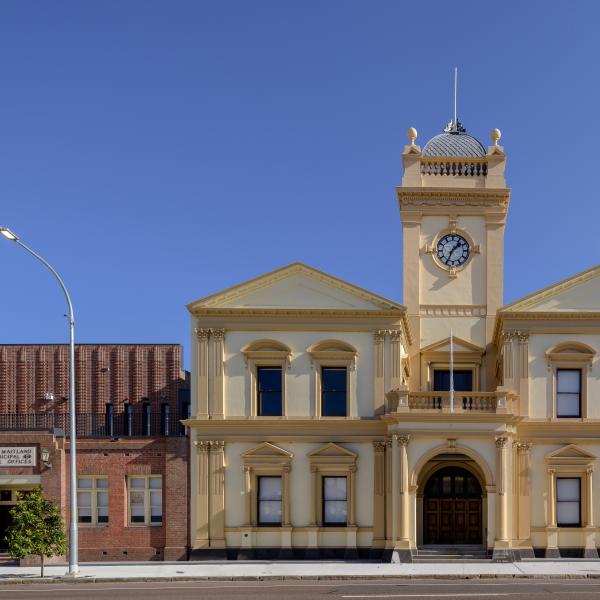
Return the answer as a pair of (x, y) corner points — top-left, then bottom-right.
(388, 390), (515, 414)
(0, 412), (187, 437)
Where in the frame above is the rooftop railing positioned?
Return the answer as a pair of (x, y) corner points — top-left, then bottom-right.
(420, 158), (488, 177)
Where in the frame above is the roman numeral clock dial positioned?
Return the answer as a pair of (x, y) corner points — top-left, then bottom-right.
(426, 229), (479, 278)
(437, 234), (470, 267)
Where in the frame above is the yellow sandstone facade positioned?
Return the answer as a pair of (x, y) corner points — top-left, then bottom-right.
(185, 118), (600, 561)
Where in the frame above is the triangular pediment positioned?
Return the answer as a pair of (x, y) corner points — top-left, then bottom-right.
(241, 442), (293, 459)
(502, 265), (600, 313)
(545, 444), (596, 462)
(187, 262), (404, 312)
(421, 336), (484, 355)
(308, 442), (357, 459)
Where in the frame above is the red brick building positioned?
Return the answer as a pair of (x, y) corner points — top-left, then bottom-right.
(0, 344), (189, 561)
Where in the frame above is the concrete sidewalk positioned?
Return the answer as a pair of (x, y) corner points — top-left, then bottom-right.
(1, 560), (600, 583)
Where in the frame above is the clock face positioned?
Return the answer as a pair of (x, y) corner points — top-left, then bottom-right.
(437, 234), (470, 267)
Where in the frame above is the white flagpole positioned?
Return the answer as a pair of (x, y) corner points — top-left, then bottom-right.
(450, 328), (454, 413)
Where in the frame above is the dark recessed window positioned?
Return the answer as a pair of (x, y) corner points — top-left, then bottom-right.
(556, 477), (580, 527)
(557, 369), (581, 417)
(433, 370), (473, 392)
(321, 367), (347, 417)
(323, 476), (347, 526)
(257, 367), (283, 416)
(257, 476), (282, 526)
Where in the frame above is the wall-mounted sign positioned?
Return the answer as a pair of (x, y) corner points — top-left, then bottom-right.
(0, 447), (36, 467)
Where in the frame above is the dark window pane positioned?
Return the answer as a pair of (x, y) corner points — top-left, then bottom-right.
(257, 367), (282, 416)
(78, 515), (92, 523)
(433, 370), (473, 391)
(322, 368), (347, 416)
(131, 515), (145, 523)
(97, 515), (109, 523)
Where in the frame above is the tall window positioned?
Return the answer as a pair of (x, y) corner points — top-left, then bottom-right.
(77, 477), (108, 526)
(321, 367), (347, 417)
(128, 475), (162, 526)
(557, 369), (581, 417)
(257, 367), (283, 416)
(556, 477), (581, 526)
(322, 476), (347, 526)
(143, 402), (151, 436)
(257, 476), (282, 526)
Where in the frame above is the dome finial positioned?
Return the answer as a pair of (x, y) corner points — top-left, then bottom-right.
(491, 128), (502, 145)
(407, 127), (418, 145)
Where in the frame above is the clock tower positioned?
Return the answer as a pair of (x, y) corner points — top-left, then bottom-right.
(398, 120), (510, 391)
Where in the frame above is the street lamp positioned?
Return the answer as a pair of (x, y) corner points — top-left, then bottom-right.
(0, 227), (79, 575)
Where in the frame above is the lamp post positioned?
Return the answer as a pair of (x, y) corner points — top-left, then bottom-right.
(0, 227), (79, 575)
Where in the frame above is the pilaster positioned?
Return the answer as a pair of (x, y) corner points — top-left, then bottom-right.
(208, 441), (226, 549)
(194, 441), (210, 548)
(211, 329), (226, 418)
(373, 330), (386, 415)
(372, 441), (386, 549)
(514, 441), (534, 558)
(196, 328), (210, 418)
(545, 468), (559, 558)
(517, 332), (529, 416)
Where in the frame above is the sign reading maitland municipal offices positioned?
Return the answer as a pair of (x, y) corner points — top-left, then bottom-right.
(0, 447), (36, 466)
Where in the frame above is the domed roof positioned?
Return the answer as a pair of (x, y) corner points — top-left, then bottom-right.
(422, 120), (486, 158)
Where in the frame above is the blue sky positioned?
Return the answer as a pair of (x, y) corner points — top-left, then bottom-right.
(1, 1), (599, 368)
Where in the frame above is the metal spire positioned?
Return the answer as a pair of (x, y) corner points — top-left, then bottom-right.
(454, 66), (458, 126)
(444, 67), (466, 134)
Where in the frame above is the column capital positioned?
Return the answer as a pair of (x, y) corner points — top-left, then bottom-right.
(373, 441), (387, 453)
(194, 440), (211, 453)
(389, 329), (402, 343)
(209, 440), (225, 451)
(195, 327), (211, 340)
(495, 436), (508, 449)
(211, 328), (226, 341)
(397, 434), (410, 447)
(514, 441), (532, 454)
(517, 331), (529, 343)
(374, 330), (386, 343)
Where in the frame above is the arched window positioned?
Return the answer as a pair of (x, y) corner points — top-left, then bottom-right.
(545, 341), (596, 418)
(307, 340), (358, 417)
(241, 340), (292, 417)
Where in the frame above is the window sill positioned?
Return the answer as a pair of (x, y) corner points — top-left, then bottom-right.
(127, 523), (163, 528)
(78, 523), (109, 528)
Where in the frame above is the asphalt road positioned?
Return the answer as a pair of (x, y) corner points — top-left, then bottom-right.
(1, 579), (600, 599)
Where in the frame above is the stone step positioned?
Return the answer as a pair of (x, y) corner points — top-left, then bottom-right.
(413, 557), (493, 563)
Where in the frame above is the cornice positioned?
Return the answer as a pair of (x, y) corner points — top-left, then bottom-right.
(184, 417), (386, 439)
(397, 188), (511, 213)
(493, 311), (600, 347)
(191, 307), (404, 318)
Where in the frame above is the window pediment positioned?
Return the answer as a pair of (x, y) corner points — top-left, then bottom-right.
(308, 442), (357, 468)
(241, 442), (293, 467)
(241, 339), (292, 367)
(307, 340), (358, 365)
(545, 341), (596, 364)
(545, 444), (596, 465)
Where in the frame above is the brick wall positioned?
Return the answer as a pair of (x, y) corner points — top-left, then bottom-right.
(0, 344), (186, 415)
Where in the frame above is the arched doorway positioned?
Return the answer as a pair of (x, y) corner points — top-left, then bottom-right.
(422, 466), (482, 545)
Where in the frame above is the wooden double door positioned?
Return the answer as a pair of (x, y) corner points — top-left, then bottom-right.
(423, 466), (482, 545)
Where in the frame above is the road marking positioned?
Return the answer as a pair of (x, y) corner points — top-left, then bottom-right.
(342, 595), (510, 599)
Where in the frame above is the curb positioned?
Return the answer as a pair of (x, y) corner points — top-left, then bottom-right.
(0, 573), (599, 584)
